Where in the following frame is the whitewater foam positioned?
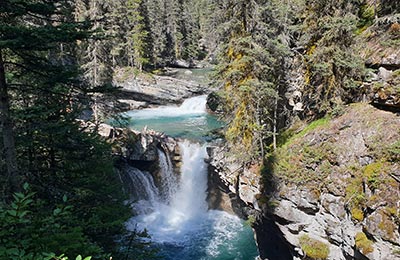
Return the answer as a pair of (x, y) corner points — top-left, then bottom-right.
(126, 95), (207, 119)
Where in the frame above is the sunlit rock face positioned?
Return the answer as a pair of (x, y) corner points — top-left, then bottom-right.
(258, 104), (400, 260)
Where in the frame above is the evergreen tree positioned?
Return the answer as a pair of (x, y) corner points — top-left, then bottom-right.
(126, 0), (152, 71)
(300, 0), (366, 115)
(145, 0), (169, 66)
(0, 0), (134, 257)
(213, 0), (289, 161)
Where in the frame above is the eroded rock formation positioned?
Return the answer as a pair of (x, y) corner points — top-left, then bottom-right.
(208, 104), (400, 260)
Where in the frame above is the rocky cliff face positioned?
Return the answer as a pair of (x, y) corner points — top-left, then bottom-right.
(265, 104), (400, 260)
(97, 123), (181, 193)
(209, 104), (399, 260)
(207, 144), (262, 218)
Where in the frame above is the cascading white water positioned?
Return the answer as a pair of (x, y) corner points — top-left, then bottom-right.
(124, 167), (159, 215)
(124, 95), (258, 259)
(157, 148), (177, 201)
(127, 141), (209, 242)
(178, 95), (208, 114)
(126, 95), (207, 119)
(170, 141), (208, 219)
(126, 140), (257, 260)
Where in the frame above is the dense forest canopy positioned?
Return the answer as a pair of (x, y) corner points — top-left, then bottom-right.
(0, 0), (399, 259)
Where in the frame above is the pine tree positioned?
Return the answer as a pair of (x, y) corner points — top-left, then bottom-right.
(213, 0), (289, 161)
(126, 0), (152, 71)
(300, 0), (366, 115)
(145, 0), (169, 66)
(0, 0), (133, 257)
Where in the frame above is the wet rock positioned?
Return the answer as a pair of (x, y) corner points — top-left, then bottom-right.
(206, 92), (222, 112)
(114, 70), (207, 109)
(117, 99), (148, 110)
(170, 59), (191, 68)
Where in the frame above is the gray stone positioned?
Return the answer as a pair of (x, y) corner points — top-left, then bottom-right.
(115, 73), (206, 108)
(365, 209), (400, 244)
(321, 194), (346, 219)
(381, 53), (400, 68)
(378, 67), (393, 81)
(275, 199), (313, 224)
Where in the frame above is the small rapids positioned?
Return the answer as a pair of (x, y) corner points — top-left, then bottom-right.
(122, 95), (224, 140)
(125, 95), (207, 119)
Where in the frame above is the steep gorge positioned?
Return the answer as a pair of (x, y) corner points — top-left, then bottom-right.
(208, 103), (399, 260)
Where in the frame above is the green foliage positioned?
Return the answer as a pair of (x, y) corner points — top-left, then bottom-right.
(356, 4), (375, 34)
(281, 117), (331, 148)
(0, 1), (149, 259)
(378, 0), (400, 16)
(387, 141), (400, 161)
(299, 234), (330, 259)
(351, 208), (365, 222)
(355, 232), (374, 255)
(364, 162), (383, 190)
(245, 214), (257, 226)
(213, 1), (289, 162)
(0, 186), (100, 259)
(127, 0), (152, 71)
(118, 230), (159, 260)
(300, 0), (366, 115)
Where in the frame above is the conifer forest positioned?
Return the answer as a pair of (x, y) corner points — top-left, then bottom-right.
(0, 1), (399, 260)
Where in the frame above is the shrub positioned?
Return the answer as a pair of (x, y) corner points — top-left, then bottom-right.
(299, 234), (330, 259)
(355, 232), (374, 255)
(351, 208), (365, 222)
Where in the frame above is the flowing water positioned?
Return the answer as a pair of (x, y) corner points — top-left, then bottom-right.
(124, 95), (258, 259)
(123, 95), (223, 140)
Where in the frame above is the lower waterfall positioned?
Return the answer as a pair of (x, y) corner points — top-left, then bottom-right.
(157, 148), (177, 202)
(126, 141), (258, 259)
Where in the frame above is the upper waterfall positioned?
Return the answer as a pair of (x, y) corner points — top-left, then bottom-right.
(126, 95), (207, 119)
(122, 95), (223, 140)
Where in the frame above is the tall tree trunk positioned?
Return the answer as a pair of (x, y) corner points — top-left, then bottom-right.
(273, 94), (278, 151)
(0, 49), (19, 192)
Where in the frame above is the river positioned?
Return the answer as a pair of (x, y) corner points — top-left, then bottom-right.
(122, 74), (259, 259)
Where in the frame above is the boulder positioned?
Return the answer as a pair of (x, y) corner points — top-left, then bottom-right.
(113, 69), (207, 109)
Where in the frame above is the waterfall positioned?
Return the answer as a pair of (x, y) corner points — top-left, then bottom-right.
(124, 167), (159, 215)
(125, 139), (257, 259)
(127, 141), (208, 238)
(123, 95), (258, 260)
(157, 148), (177, 202)
(125, 95), (207, 119)
(178, 95), (207, 114)
(170, 141), (208, 219)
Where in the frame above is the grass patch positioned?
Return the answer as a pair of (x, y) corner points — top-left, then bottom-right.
(299, 234), (330, 259)
(277, 117), (331, 149)
(364, 162), (384, 190)
(351, 208), (364, 222)
(272, 116), (335, 188)
(355, 232), (374, 255)
(387, 141), (400, 161)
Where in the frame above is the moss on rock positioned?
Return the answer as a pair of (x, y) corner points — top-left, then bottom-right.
(355, 232), (374, 255)
(299, 234), (330, 259)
